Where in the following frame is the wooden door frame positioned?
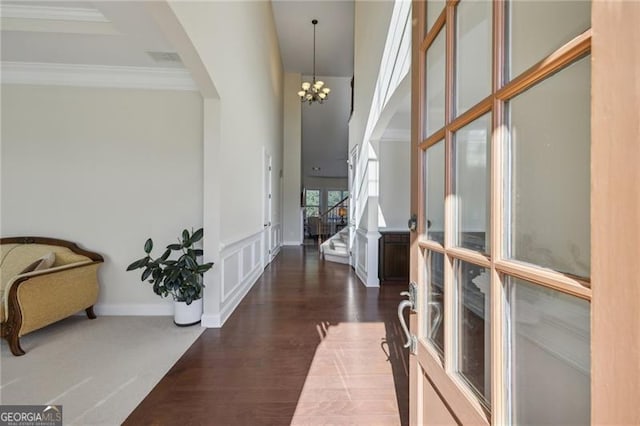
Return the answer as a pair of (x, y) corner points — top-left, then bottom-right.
(410, 0), (640, 424)
(591, 2), (640, 423)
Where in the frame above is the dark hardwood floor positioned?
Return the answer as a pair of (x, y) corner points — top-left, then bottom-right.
(125, 246), (409, 425)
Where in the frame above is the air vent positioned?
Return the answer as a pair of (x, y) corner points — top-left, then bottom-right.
(147, 51), (182, 63)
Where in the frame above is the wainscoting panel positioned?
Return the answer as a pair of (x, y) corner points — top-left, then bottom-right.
(242, 246), (252, 278)
(205, 227), (283, 327)
(254, 241), (261, 261)
(271, 223), (282, 258)
(221, 231), (263, 305)
(355, 228), (381, 287)
(222, 252), (240, 299)
(356, 229), (368, 285)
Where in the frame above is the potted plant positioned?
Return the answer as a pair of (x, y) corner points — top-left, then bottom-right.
(127, 228), (213, 326)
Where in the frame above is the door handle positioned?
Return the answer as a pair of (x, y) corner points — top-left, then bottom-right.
(398, 300), (413, 349)
(398, 282), (418, 351)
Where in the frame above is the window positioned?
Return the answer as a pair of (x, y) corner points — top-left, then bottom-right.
(326, 190), (348, 208)
(416, 0), (592, 422)
(304, 189), (320, 218)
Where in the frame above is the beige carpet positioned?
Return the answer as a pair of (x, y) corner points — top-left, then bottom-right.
(0, 316), (204, 425)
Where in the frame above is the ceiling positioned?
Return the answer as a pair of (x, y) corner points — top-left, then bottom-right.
(1, 1), (184, 68)
(272, 0), (355, 181)
(271, 0), (354, 77)
(1, 0), (360, 181)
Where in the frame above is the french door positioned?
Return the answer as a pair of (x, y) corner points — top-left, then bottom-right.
(409, 0), (593, 424)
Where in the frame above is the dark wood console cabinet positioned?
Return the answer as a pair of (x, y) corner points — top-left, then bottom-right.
(378, 231), (410, 285)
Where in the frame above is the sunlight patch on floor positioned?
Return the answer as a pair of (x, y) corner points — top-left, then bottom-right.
(292, 322), (401, 425)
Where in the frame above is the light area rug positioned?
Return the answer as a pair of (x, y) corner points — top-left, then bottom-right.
(0, 316), (204, 425)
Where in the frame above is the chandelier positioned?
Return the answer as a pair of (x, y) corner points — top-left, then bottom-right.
(298, 19), (330, 104)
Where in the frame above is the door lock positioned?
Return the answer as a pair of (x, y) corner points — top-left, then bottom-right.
(408, 214), (417, 232)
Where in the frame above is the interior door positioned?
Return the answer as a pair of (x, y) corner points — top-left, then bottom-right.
(406, 1), (593, 424)
(264, 152), (272, 267)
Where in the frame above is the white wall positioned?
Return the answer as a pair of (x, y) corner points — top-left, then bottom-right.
(350, 0), (394, 235)
(301, 76), (351, 180)
(379, 139), (410, 230)
(349, 0), (395, 157)
(303, 177), (348, 191)
(0, 85), (203, 314)
(169, 1), (283, 246)
(349, 0), (403, 287)
(282, 72), (302, 245)
(168, 1), (283, 326)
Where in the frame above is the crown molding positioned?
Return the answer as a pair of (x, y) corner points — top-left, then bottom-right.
(1, 62), (198, 92)
(0, 4), (109, 22)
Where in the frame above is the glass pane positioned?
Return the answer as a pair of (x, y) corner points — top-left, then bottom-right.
(507, 277), (590, 425)
(454, 114), (490, 253)
(424, 141), (445, 244)
(506, 56), (590, 278)
(327, 190), (343, 207)
(305, 189), (320, 206)
(455, 0), (492, 116)
(424, 250), (445, 354)
(305, 207), (319, 218)
(426, 0), (445, 34)
(508, 0), (591, 80)
(456, 260), (490, 404)
(424, 29), (446, 138)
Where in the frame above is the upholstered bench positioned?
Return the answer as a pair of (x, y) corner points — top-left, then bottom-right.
(0, 237), (103, 356)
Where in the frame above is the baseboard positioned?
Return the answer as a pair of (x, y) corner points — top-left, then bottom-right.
(283, 240), (302, 246)
(93, 303), (173, 316)
(201, 265), (262, 329)
(201, 313), (221, 328)
(355, 268), (380, 288)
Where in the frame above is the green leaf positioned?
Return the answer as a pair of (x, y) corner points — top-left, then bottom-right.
(185, 255), (198, 269)
(141, 267), (153, 281)
(126, 257), (148, 271)
(144, 238), (153, 254)
(167, 244), (182, 251)
(182, 229), (190, 245)
(191, 228), (204, 243)
(160, 249), (171, 262)
(197, 262), (214, 273)
(169, 268), (181, 282)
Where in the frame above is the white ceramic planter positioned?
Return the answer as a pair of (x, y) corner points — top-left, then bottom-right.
(174, 298), (202, 326)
